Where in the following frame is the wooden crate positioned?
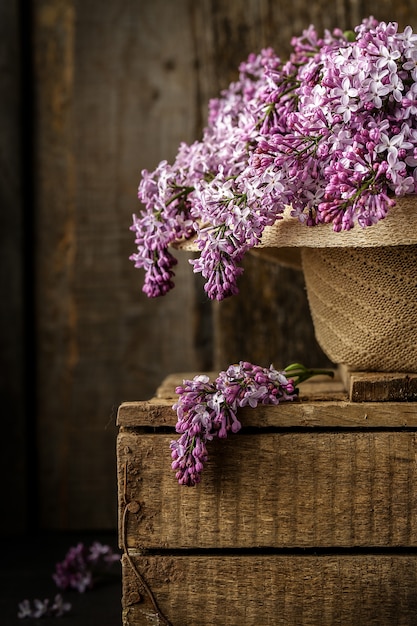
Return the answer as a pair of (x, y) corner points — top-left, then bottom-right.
(117, 372), (417, 626)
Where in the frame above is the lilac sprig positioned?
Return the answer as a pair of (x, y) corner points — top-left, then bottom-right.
(52, 542), (120, 593)
(17, 594), (71, 619)
(170, 361), (333, 486)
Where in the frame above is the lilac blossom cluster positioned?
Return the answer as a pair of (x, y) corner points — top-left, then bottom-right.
(131, 17), (417, 300)
(18, 595), (71, 620)
(170, 362), (331, 486)
(52, 541), (120, 593)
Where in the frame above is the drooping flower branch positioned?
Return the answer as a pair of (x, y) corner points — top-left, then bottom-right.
(170, 362), (333, 486)
(131, 18), (417, 301)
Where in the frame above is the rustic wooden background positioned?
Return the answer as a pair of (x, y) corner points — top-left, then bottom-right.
(3, 0), (417, 534)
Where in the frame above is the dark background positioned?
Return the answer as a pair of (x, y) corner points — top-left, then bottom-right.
(2, 1), (417, 624)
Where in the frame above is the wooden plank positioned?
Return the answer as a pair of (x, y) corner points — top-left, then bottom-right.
(117, 431), (417, 550)
(122, 553), (417, 626)
(339, 366), (417, 402)
(33, 0), (207, 530)
(117, 372), (417, 428)
(117, 398), (417, 428)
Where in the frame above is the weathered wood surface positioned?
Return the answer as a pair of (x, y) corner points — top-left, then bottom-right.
(118, 430), (417, 550)
(118, 373), (417, 624)
(122, 553), (417, 626)
(339, 366), (417, 402)
(118, 398), (417, 429)
(117, 372), (417, 427)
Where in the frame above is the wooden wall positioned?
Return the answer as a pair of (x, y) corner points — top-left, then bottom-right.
(3, 0), (417, 533)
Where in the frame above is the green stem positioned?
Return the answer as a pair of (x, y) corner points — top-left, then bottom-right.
(166, 185), (195, 207)
(284, 363), (334, 386)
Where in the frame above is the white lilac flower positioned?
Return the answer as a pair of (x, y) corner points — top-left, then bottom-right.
(376, 44), (401, 72)
(51, 594), (72, 618)
(363, 68), (391, 108)
(32, 599), (50, 619)
(238, 384), (269, 408)
(17, 599), (32, 619)
(403, 48), (417, 80)
(375, 131), (412, 167)
(331, 76), (359, 106)
(335, 98), (358, 123)
(88, 541), (120, 564)
(397, 25), (417, 47)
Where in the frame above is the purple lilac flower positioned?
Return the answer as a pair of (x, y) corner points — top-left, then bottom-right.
(131, 48), (284, 300)
(53, 542), (120, 593)
(170, 362), (331, 486)
(132, 18), (417, 300)
(53, 542), (92, 593)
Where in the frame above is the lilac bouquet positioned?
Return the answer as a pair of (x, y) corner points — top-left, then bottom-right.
(130, 17), (417, 301)
(170, 362), (331, 486)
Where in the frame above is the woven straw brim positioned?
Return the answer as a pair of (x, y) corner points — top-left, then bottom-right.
(258, 195), (417, 249)
(174, 195), (417, 255)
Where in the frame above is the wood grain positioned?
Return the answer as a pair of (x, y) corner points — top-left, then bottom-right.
(118, 429), (417, 550)
(118, 373), (417, 624)
(339, 366), (417, 402)
(117, 397), (417, 428)
(122, 553), (417, 626)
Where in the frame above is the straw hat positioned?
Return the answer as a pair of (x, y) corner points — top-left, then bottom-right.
(174, 195), (417, 371)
